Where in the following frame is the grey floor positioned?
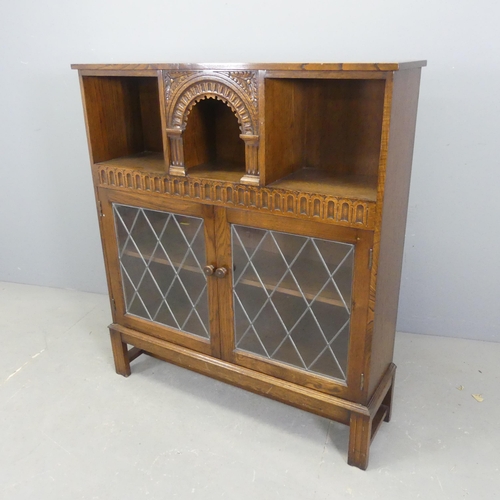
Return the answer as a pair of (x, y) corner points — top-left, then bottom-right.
(1, 282), (499, 499)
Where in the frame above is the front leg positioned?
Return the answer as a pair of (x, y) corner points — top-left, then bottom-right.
(109, 329), (131, 377)
(348, 413), (372, 470)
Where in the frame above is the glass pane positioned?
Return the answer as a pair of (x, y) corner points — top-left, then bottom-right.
(232, 225), (354, 382)
(114, 204), (210, 339)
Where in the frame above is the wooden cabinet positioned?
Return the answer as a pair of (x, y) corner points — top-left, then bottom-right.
(72, 62), (425, 469)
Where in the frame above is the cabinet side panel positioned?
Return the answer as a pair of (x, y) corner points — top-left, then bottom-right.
(75, 73), (118, 318)
(368, 68), (422, 396)
(157, 71), (170, 170)
(138, 77), (163, 153)
(264, 79), (305, 184)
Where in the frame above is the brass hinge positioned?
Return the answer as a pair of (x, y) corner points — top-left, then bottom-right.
(368, 249), (373, 269)
(360, 373), (365, 391)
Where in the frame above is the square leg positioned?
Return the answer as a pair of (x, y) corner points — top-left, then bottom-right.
(110, 329), (131, 377)
(383, 372), (396, 422)
(348, 413), (372, 470)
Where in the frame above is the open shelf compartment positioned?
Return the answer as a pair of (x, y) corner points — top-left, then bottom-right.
(82, 75), (164, 167)
(264, 77), (386, 200)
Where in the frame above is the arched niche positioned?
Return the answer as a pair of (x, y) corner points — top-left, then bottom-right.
(183, 97), (246, 180)
(165, 73), (260, 185)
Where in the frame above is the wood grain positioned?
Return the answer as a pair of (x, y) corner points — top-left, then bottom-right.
(138, 77), (163, 153)
(95, 151), (165, 170)
(348, 413), (371, 469)
(114, 323), (371, 423)
(214, 206), (235, 361)
(366, 68), (423, 397)
(269, 170), (378, 201)
(183, 98), (245, 171)
(98, 188), (217, 357)
(157, 70), (170, 172)
(263, 78), (304, 185)
(264, 78), (385, 186)
(72, 62), (427, 72)
(202, 203), (222, 358)
(81, 75), (163, 164)
(348, 363), (395, 469)
(109, 329), (131, 377)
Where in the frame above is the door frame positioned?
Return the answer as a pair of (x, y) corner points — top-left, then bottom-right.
(98, 187), (221, 358)
(215, 207), (373, 401)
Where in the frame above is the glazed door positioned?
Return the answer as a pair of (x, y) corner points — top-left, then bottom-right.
(100, 190), (220, 357)
(216, 208), (373, 399)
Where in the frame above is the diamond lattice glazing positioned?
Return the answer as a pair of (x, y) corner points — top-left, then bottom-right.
(232, 225), (354, 381)
(114, 204), (210, 339)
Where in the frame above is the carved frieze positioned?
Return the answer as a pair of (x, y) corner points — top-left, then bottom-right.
(96, 164), (375, 230)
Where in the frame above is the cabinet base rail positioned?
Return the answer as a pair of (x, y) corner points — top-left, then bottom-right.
(109, 323), (395, 470)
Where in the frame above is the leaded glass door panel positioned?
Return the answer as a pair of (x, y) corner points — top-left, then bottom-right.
(100, 191), (220, 357)
(218, 209), (373, 398)
(232, 224), (353, 380)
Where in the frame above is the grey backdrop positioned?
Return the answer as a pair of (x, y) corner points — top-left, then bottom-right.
(1, 0), (499, 342)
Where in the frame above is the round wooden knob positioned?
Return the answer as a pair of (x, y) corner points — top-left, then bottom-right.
(203, 265), (215, 276)
(215, 267), (228, 278)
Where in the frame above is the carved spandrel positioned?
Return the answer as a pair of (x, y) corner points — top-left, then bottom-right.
(163, 71), (198, 102)
(218, 71), (258, 109)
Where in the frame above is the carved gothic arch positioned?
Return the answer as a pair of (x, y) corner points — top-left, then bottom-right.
(166, 74), (257, 135)
(164, 71), (260, 184)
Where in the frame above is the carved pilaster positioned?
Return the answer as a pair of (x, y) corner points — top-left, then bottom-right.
(239, 134), (260, 185)
(166, 127), (186, 176)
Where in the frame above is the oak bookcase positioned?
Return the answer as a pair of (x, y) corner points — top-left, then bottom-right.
(72, 62), (425, 469)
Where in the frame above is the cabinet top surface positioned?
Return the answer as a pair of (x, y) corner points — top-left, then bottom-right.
(71, 61), (426, 72)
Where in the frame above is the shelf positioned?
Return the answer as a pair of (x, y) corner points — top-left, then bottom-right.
(96, 151), (165, 171)
(123, 248), (348, 308)
(237, 275), (346, 308)
(97, 155), (377, 202)
(187, 161), (245, 182)
(123, 249), (201, 275)
(97, 154), (244, 182)
(269, 169), (378, 201)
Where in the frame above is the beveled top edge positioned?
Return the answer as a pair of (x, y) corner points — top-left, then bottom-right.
(71, 61), (427, 72)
